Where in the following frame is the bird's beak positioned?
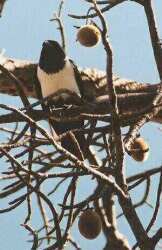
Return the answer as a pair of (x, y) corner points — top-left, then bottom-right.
(43, 40), (49, 47)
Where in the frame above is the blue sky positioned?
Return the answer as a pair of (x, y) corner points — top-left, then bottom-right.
(0, 0), (162, 249)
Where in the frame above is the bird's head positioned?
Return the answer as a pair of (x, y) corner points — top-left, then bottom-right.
(38, 40), (66, 74)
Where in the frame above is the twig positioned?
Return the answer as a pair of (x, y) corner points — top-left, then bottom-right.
(143, 0), (162, 80)
(68, 0), (126, 19)
(146, 171), (162, 232)
(50, 0), (66, 51)
(21, 224), (38, 250)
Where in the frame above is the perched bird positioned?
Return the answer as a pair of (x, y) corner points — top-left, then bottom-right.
(37, 40), (85, 159)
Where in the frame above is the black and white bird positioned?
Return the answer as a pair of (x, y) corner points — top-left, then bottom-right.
(37, 40), (85, 159)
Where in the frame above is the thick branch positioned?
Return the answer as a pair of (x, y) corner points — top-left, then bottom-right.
(1, 57), (162, 125)
(0, 56), (158, 98)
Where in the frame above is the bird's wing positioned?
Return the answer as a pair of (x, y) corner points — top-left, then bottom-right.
(69, 59), (85, 98)
(35, 73), (43, 101)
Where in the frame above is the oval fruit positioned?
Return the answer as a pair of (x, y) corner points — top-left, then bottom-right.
(78, 209), (102, 239)
(77, 25), (101, 47)
(129, 137), (149, 162)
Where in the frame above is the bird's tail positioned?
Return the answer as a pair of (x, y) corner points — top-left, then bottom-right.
(50, 119), (86, 160)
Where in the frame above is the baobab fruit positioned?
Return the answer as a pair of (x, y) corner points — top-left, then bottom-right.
(128, 137), (149, 162)
(78, 209), (102, 239)
(77, 25), (101, 47)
